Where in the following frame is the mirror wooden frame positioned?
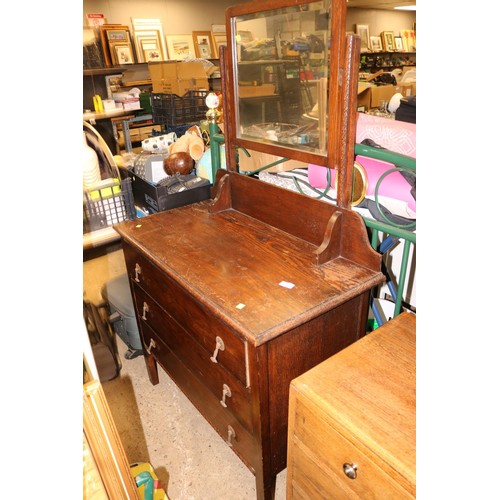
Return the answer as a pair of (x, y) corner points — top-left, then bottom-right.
(223, 0), (361, 208)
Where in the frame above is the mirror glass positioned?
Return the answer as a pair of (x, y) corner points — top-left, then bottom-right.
(232, 0), (331, 156)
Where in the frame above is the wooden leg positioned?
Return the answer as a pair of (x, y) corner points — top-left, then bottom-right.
(145, 353), (159, 385)
(255, 470), (276, 500)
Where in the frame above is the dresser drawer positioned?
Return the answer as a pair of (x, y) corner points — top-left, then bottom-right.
(123, 242), (248, 386)
(140, 321), (259, 470)
(136, 286), (254, 433)
(289, 397), (413, 499)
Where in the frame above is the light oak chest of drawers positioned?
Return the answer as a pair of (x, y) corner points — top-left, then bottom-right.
(114, 171), (384, 499)
(287, 312), (416, 499)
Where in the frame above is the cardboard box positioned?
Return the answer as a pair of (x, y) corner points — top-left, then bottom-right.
(357, 83), (372, 112)
(370, 84), (399, 109)
(149, 61), (209, 95)
(238, 84), (275, 98)
(395, 83), (415, 98)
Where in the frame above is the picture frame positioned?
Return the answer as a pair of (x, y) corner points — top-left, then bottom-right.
(370, 36), (383, 52)
(136, 34), (164, 62)
(381, 31), (395, 51)
(166, 34), (196, 60)
(113, 44), (134, 65)
(400, 29), (416, 52)
(211, 32), (228, 58)
(192, 31), (215, 59)
(355, 24), (370, 53)
(83, 381), (139, 499)
(131, 18), (168, 62)
(394, 36), (403, 51)
(99, 25), (135, 66)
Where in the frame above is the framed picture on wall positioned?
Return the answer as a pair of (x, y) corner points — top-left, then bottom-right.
(355, 24), (370, 53)
(370, 36), (383, 52)
(381, 31), (395, 51)
(166, 34), (196, 60)
(192, 31), (215, 59)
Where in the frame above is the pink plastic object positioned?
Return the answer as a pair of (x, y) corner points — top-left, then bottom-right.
(307, 156), (415, 213)
(356, 155), (415, 212)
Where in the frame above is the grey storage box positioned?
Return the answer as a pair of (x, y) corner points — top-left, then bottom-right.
(103, 273), (143, 359)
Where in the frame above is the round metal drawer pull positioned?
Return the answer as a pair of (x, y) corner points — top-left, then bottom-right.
(146, 338), (156, 355)
(343, 463), (358, 480)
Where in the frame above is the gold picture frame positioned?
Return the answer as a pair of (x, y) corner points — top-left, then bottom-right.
(100, 24), (135, 66)
(192, 31), (216, 59)
(211, 32), (227, 58)
(113, 44), (134, 64)
(381, 31), (395, 51)
(136, 34), (164, 62)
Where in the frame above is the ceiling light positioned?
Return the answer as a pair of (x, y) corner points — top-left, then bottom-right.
(394, 5), (416, 10)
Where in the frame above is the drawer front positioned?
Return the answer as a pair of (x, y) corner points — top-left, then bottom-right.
(123, 242), (247, 385)
(136, 285), (254, 433)
(289, 396), (414, 499)
(140, 321), (260, 471)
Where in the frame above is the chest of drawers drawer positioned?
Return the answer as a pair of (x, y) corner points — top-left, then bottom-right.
(289, 397), (414, 499)
(287, 313), (416, 499)
(123, 242), (248, 386)
(134, 284), (254, 433)
(140, 320), (259, 470)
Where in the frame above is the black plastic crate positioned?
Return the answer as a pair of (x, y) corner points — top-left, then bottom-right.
(151, 90), (208, 129)
(128, 171), (211, 215)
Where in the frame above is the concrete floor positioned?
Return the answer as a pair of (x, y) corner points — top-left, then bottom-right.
(83, 246), (287, 500)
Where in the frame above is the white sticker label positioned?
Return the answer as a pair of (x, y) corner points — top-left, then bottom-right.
(236, 303), (246, 310)
(279, 281), (295, 289)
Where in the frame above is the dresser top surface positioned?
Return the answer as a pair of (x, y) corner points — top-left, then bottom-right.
(291, 312), (416, 482)
(116, 201), (384, 343)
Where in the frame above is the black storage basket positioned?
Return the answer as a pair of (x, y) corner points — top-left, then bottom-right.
(151, 90), (208, 129)
(83, 177), (136, 233)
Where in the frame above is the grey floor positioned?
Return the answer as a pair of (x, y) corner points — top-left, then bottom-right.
(83, 246), (287, 500)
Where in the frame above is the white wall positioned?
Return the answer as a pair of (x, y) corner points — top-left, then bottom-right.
(83, 0), (236, 34)
(83, 0), (416, 41)
(346, 8), (415, 39)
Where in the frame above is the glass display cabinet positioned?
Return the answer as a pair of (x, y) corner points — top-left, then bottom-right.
(224, 0), (361, 208)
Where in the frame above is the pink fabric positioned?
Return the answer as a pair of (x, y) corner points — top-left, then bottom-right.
(356, 113), (416, 158)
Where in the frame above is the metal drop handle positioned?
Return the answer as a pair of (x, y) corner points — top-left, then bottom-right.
(141, 302), (149, 320)
(226, 425), (235, 446)
(343, 463), (358, 480)
(210, 336), (225, 363)
(134, 263), (142, 282)
(220, 384), (232, 407)
(146, 338), (156, 355)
